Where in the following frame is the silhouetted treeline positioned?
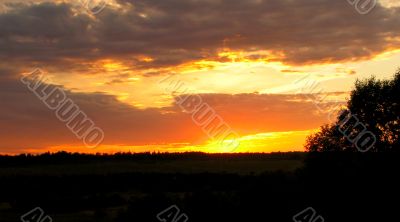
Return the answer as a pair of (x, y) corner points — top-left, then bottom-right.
(0, 151), (305, 166)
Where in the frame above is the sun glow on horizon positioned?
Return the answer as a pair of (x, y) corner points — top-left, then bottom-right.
(6, 130), (316, 155)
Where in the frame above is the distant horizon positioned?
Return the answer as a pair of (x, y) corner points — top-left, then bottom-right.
(0, 149), (307, 156)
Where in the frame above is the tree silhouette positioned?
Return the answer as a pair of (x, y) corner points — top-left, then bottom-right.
(306, 70), (400, 152)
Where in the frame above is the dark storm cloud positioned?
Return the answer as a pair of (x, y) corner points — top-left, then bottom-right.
(0, 0), (399, 74)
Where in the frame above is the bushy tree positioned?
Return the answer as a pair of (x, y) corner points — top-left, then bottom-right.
(306, 70), (400, 152)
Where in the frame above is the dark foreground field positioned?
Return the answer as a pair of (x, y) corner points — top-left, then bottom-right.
(0, 152), (399, 222)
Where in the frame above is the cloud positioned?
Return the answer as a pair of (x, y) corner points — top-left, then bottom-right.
(0, 0), (399, 74)
(0, 0), (394, 153)
(0, 70), (339, 152)
(380, 0), (400, 8)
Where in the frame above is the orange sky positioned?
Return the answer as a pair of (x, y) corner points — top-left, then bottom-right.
(0, 0), (399, 154)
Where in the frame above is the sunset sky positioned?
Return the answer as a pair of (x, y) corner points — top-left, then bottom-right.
(0, 0), (399, 154)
